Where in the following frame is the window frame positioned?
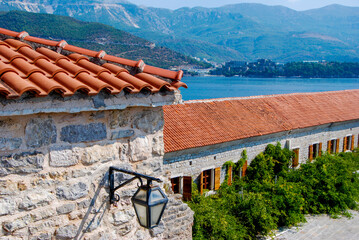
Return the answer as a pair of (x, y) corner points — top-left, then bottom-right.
(343, 135), (353, 152)
(292, 148), (300, 168)
(171, 177), (181, 194)
(309, 142), (322, 161)
(328, 139), (337, 154)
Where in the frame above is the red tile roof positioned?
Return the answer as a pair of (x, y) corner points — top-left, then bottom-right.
(163, 90), (359, 153)
(0, 28), (187, 99)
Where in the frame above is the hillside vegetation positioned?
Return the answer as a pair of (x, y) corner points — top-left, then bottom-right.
(0, 10), (209, 69)
(2, 1), (359, 63)
(189, 144), (359, 239)
(210, 60), (359, 78)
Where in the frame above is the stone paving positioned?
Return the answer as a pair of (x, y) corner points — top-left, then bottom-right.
(272, 211), (359, 240)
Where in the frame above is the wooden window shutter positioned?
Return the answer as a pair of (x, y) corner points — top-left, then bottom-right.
(292, 148), (299, 167)
(182, 176), (192, 201)
(242, 161), (248, 177)
(227, 166), (232, 186)
(343, 137), (347, 152)
(214, 167), (221, 190)
(327, 140), (331, 154)
(358, 134), (359, 148)
(171, 178), (179, 194)
(351, 135), (354, 151)
(309, 145), (313, 161)
(336, 139), (340, 153)
(319, 143), (322, 156)
(200, 171), (204, 195)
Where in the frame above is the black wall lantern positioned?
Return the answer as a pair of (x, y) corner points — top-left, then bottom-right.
(109, 167), (168, 229)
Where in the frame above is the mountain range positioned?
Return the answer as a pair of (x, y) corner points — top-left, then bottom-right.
(1, 0), (359, 63)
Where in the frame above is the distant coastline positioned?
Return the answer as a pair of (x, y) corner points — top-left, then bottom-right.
(187, 59), (359, 78)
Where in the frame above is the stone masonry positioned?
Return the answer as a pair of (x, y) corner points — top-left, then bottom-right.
(0, 93), (193, 240)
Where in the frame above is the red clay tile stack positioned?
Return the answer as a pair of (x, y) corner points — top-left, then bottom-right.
(0, 28), (187, 99)
(163, 90), (359, 152)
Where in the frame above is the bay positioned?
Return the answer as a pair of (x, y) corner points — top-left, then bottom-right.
(180, 76), (359, 101)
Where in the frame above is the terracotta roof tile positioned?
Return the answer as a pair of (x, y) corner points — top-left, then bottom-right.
(135, 73), (171, 91)
(116, 72), (153, 92)
(0, 27), (186, 99)
(163, 90), (359, 153)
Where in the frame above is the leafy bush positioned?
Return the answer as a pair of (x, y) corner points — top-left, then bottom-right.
(189, 144), (359, 239)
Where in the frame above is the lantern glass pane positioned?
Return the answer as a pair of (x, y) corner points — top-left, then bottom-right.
(149, 189), (165, 204)
(150, 203), (165, 227)
(133, 202), (147, 227)
(134, 188), (147, 201)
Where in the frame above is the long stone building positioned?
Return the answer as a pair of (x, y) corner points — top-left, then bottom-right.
(0, 28), (193, 239)
(163, 90), (359, 196)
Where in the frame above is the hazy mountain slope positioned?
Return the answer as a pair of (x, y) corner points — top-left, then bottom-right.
(0, 11), (207, 68)
(1, 1), (359, 62)
(304, 5), (359, 45)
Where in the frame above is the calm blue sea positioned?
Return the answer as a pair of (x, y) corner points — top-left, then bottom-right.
(180, 76), (359, 101)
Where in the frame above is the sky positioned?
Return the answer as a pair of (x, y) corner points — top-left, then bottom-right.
(127, 0), (359, 11)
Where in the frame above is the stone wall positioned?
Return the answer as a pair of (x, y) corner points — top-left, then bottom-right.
(164, 120), (359, 184)
(0, 106), (193, 240)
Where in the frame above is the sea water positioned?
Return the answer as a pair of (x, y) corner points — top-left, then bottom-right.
(180, 76), (359, 101)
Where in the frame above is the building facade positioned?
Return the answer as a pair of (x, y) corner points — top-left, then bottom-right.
(163, 91), (359, 196)
(0, 28), (193, 240)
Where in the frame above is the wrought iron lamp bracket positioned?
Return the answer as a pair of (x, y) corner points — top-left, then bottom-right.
(109, 167), (162, 204)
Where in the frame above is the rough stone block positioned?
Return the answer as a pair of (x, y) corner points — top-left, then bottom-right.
(25, 118), (57, 148)
(68, 210), (86, 220)
(0, 152), (44, 176)
(77, 199), (91, 209)
(133, 109), (163, 134)
(150, 222), (165, 237)
(30, 208), (56, 222)
(49, 147), (79, 167)
(89, 111), (105, 120)
(60, 123), (107, 143)
(30, 233), (52, 240)
(0, 118), (21, 132)
(81, 144), (118, 165)
(56, 182), (89, 200)
(84, 214), (102, 232)
(55, 224), (77, 240)
(119, 143), (129, 161)
(0, 197), (16, 216)
(129, 136), (151, 162)
(56, 203), (76, 215)
(0, 137), (22, 151)
(110, 130), (134, 140)
(152, 136), (164, 156)
(0, 180), (17, 195)
(3, 214), (31, 232)
(136, 230), (146, 240)
(92, 94), (106, 108)
(19, 191), (54, 211)
(117, 225), (132, 236)
(109, 109), (131, 129)
(28, 216), (64, 235)
(71, 169), (88, 178)
(112, 210), (135, 226)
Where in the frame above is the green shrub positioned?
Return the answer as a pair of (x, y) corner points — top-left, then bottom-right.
(189, 145), (359, 239)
